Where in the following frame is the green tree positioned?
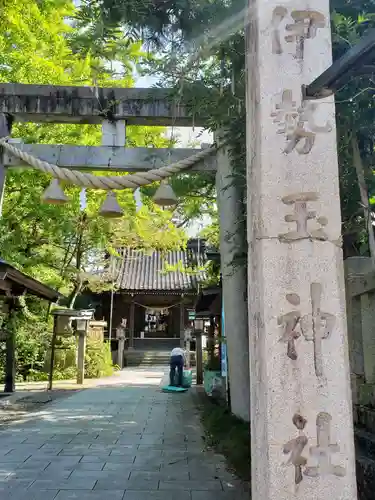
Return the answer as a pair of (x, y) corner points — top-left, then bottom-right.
(0, 0), (187, 303)
(330, 5), (375, 257)
(0, 0), (189, 382)
(82, 0), (375, 260)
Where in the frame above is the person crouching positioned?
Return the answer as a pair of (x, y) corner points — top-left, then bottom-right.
(169, 346), (186, 387)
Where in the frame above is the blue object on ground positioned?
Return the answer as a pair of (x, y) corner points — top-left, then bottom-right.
(182, 369), (193, 388)
(173, 369), (193, 388)
(162, 385), (188, 393)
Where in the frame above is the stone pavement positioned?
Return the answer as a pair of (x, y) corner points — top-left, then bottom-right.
(0, 367), (249, 499)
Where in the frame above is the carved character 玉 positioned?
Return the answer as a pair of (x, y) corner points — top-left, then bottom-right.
(278, 192), (329, 243)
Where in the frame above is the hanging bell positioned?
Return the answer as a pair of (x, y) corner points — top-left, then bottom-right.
(99, 191), (124, 218)
(153, 180), (178, 207)
(133, 188), (143, 212)
(41, 179), (69, 205)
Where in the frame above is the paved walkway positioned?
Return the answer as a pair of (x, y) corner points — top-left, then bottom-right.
(0, 367), (248, 499)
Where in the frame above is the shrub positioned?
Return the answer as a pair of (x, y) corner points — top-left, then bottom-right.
(0, 314), (51, 383)
(85, 340), (113, 378)
(53, 367), (77, 380)
(26, 369), (49, 382)
(204, 350), (221, 371)
(0, 315), (114, 382)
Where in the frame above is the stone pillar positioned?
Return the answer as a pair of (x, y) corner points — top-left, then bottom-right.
(48, 329), (57, 391)
(117, 337), (125, 369)
(246, 2), (357, 498)
(216, 140), (250, 421)
(102, 120), (126, 147)
(129, 301), (135, 349)
(180, 302), (185, 348)
(76, 330), (86, 385)
(360, 292), (375, 384)
(195, 332), (203, 385)
(116, 325), (126, 369)
(185, 338), (191, 367)
(344, 257), (367, 402)
(344, 261), (364, 375)
(345, 257), (372, 404)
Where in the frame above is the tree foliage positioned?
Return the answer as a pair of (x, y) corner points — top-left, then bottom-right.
(0, 0), (189, 381)
(74, 0), (241, 51)
(77, 0), (375, 259)
(0, 0), (187, 302)
(330, 5), (375, 256)
(2, 0), (374, 381)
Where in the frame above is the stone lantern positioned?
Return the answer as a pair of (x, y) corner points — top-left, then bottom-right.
(50, 308), (94, 388)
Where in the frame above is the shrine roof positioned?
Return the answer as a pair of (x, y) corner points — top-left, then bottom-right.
(0, 260), (61, 301)
(112, 241), (206, 293)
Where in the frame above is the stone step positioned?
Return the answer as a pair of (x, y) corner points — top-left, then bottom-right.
(125, 350), (196, 367)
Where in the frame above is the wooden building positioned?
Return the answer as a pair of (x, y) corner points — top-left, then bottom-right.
(0, 259), (61, 392)
(96, 240), (206, 357)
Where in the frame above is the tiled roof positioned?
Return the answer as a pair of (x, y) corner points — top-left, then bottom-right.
(113, 247), (206, 292)
(0, 260), (61, 302)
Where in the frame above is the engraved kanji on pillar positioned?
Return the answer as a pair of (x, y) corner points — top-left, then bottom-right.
(271, 91), (332, 154)
(304, 412), (346, 478)
(278, 293), (301, 360)
(283, 414), (308, 484)
(278, 192), (329, 242)
(271, 7), (326, 60)
(300, 283), (336, 378)
(278, 283), (335, 375)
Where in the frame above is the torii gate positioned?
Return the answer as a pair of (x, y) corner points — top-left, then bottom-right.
(1, 3), (372, 495)
(0, 82), (251, 421)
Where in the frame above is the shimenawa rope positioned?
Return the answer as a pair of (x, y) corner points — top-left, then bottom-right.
(0, 138), (217, 190)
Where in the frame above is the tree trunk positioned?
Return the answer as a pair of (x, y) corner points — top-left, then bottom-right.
(207, 315), (216, 365)
(67, 214), (86, 309)
(352, 135), (375, 266)
(67, 280), (83, 309)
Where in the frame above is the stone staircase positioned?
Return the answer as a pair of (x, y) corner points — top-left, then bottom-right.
(354, 405), (375, 500)
(125, 350), (196, 367)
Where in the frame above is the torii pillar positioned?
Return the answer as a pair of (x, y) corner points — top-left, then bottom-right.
(246, 1), (357, 499)
(216, 138), (250, 421)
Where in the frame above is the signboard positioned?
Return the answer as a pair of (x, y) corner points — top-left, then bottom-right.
(221, 299), (227, 377)
(188, 310), (196, 321)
